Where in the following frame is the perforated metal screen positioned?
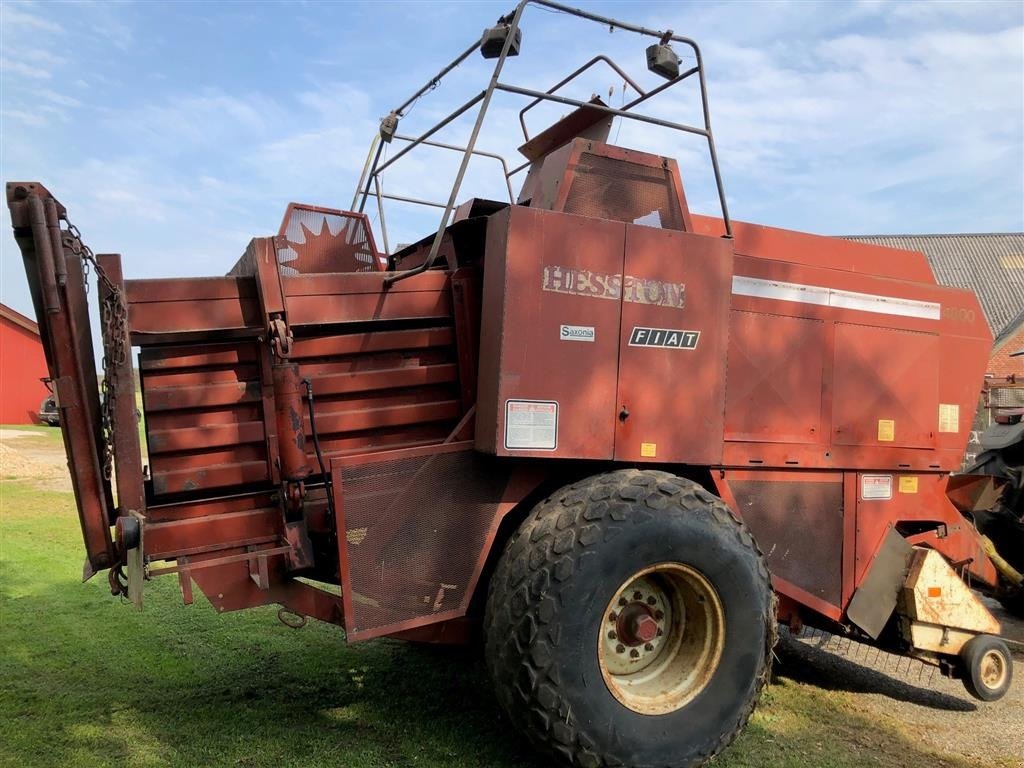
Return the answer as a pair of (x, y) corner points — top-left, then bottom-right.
(277, 205), (381, 275)
(563, 152), (684, 230)
(337, 447), (510, 640)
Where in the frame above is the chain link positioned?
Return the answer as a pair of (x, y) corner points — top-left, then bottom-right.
(60, 216), (126, 481)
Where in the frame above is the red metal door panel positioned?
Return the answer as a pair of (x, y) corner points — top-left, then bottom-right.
(476, 207), (625, 458)
(724, 311), (825, 444)
(832, 324), (938, 450)
(614, 226), (732, 463)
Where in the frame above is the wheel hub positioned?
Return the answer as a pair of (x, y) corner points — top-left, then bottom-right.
(598, 563), (725, 715)
(980, 649), (1008, 690)
(616, 603), (660, 646)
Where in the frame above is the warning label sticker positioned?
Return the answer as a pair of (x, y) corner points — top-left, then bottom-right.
(898, 476), (919, 494)
(938, 403), (959, 433)
(505, 400), (558, 450)
(861, 474), (893, 501)
(877, 419), (895, 442)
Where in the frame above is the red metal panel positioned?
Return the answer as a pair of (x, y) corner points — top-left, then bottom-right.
(614, 226), (731, 463)
(144, 507), (279, 558)
(832, 324), (938, 450)
(477, 206), (625, 459)
(332, 443), (513, 641)
(722, 469), (844, 610)
(97, 254), (147, 523)
(724, 311), (825, 444)
(272, 203), (382, 274)
(854, 472), (997, 587)
(690, 213), (935, 283)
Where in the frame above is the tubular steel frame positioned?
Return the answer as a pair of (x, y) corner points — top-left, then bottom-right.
(353, 0), (733, 284)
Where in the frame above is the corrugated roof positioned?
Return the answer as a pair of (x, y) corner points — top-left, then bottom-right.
(0, 302), (40, 336)
(994, 305), (1024, 349)
(843, 233), (1024, 336)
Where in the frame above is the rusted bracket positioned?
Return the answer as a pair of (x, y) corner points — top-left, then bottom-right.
(247, 545), (270, 590)
(247, 236), (314, 571)
(147, 544), (293, 578)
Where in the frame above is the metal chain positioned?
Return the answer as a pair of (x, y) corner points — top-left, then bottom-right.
(60, 215), (126, 481)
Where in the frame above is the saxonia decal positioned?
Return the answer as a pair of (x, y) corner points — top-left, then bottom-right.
(542, 265), (685, 309)
(629, 327), (700, 349)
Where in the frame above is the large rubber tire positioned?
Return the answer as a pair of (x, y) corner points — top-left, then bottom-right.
(960, 634), (1013, 702)
(484, 469), (776, 768)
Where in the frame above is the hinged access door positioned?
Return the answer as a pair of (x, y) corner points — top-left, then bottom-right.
(614, 226), (733, 463)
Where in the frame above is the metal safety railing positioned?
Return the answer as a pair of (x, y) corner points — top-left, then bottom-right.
(351, 0), (733, 284)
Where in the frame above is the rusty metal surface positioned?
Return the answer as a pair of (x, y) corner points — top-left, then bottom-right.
(272, 362), (312, 483)
(6, 184), (115, 572)
(476, 205), (625, 459)
(561, 144), (690, 232)
(97, 254), (147, 530)
(725, 311), (825, 444)
(728, 471), (845, 609)
(614, 225), (731, 464)
(3, 7), (1003, 644)
(333, 443), (511, 641)
(847, 528), (913, 639)
(140, 341), (270, 496)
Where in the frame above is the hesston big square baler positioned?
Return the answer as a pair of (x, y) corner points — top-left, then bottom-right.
(7, 3), (1019, 767)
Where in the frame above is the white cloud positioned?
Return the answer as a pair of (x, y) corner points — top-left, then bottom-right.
(1, 4), (64, 35)
(0, 57), (53, 80)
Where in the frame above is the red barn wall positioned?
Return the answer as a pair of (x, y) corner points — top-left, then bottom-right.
(0, 317), (49, 424)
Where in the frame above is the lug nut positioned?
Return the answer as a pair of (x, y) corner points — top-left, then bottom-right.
(608, 631), (617, 640)
(646, 596), (657, 605)
(656, 628), (664, 637)
(608, 612), (618, 622)
(644, 643), (654, 652)
(654, 610), (664, 620)
(616, 644), (625, 654)
(633, 591), (643, 600)
(618, 597), (628, 607)
(630, 649), (640, 658)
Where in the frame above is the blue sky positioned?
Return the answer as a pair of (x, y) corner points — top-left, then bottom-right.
(2, 0), (1022, 320)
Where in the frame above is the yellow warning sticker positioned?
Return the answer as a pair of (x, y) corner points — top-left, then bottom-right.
(640, 442), (657, 458)
(877, 419), (895, 442)
(938, 403), (959, 433)
(899, 476), (918, 494)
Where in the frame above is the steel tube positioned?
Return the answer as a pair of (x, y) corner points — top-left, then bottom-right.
(393, 39), (482, 117)
(386, 1), (530, 285)
(518, 54), (646, 141)
(393, 134), (516, 202)
(374, 92), (485, 176)
(495, 83), (710, 138)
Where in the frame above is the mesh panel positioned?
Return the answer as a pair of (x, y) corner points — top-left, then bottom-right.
(731, 479), (844, 607)
(563, 152), (684, 230)
(339, 449), (510, 639)
(277, 206), (380, 275)
(990, 386), (1024, 409)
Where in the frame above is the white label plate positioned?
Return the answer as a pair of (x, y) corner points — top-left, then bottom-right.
(505, 400), (558, 450)
(559, 324), (595, 342)
(861, 474), (893, 501)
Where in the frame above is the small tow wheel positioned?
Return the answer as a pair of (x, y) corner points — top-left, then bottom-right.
(485, 469), (776, 768)
(960, 634), (1013, 702)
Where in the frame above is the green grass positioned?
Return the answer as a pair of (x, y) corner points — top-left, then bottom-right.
(0, 479), (1007, 768)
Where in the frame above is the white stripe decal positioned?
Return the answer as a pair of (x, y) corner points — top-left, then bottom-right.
(731, 276), (941, 320)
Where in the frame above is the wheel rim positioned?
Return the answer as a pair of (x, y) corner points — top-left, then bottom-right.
(979, 649), (1008, 691)
(598, 562), (725, 715)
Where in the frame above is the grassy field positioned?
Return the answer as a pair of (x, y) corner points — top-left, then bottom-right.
(0, 474), (1010, 768)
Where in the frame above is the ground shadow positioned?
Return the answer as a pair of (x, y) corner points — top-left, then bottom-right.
(774, 632), (975, 713)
